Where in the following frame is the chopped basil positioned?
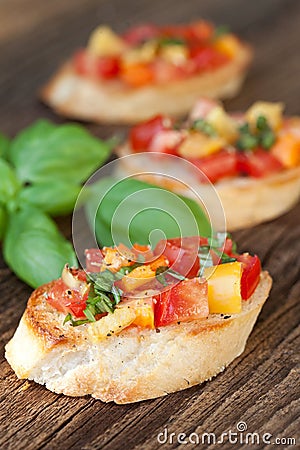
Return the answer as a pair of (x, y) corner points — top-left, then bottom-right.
(155, 266), (186, 286)
(158, 37), (186, 47)
(236, 115), (276, 151)
(213, 25), (230, 39)
(191, 119), (216, 137)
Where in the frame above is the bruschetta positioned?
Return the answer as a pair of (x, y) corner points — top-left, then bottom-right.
(5, 236), (272, 403)
(117, 99), (300, 230)
(40, 22), (252, 123)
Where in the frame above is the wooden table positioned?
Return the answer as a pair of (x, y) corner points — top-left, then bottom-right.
(0, 0), (299, 448)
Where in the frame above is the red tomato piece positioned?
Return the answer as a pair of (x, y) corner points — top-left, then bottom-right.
(154, 278), (208, 327)
(47, 279), (88, 318)
(189, 46), (229, 71)
(190, 150), (239, 183)
(85, 248), (104, 272)
(73, 50), (119, 79)
(235, 253), (261, 300)
(129, 115), (167, 151)
(122, 24), (159, 45)
(154, 236), (203, 278)
(237, 149), (283, 178)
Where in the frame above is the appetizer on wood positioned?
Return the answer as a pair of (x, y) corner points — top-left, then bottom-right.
(41, 22), (252, 123)
(117, 99), (300, 230)
(5, 235), (272, 403)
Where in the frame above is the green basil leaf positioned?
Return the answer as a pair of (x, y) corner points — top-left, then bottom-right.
(0, 205), (7, 240)
(85, 177), (211, 247)
(3, 206), (77, 288)
(0, 159), (20, 204)
(0, 133), (10, 160)
(9, 121), (112, 184)
(17, 180), (82, 215)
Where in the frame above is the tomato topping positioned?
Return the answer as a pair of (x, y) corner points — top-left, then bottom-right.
(122, 24), (159, 45)
(47, 278), (88, 318)
(120, 62), (154, 87)
(237, 149), (283, 178)
(74, 50), (120, 79)
(190, 149), (239, 183)
(154, 236), (203, 278)
(235, 253), (261, 300)
(154, 278), (208, 327)
(85, 248), (104, 272)
(129, 115), (167, 151)
(189, 46), (229, 71)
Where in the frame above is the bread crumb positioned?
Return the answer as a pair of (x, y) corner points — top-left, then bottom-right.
(19, 381), (31, 392)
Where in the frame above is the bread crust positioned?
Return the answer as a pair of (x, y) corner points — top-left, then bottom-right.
(116, 144), (300, 230)
(40, 43), (252, 124)
(5, 272), (272, 403)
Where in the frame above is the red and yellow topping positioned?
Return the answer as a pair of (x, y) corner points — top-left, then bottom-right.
(73, 22), (243, 87)
(46, 235), (261, 339)
(129, 99), (300, 183)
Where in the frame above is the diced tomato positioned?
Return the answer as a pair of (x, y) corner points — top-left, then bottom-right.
(235, 253), (261, 300)
(85, 248), (104, 272)
(190, 149), (239, 183)
(189, 21), (214, 42)
(154, 236), (203, 278)
(154, 278), (208, 327)
(73, 50), (120, 79)
(149, 129), (183, 154)
(189, 97), (219, 121)
(237, 149), (283, 178)
(152, 59), (186, 83)
(122, 24), (159, 45)
(47, 279), (88, 318)
(129, 115), (167, 151)
(189, 46), (229, 71)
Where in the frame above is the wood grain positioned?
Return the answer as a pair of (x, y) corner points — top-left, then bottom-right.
(0, 0), (299, 449)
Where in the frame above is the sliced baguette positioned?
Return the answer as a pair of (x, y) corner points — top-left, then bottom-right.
(40, 42), (252, 124)
(5, 271), (271, 404)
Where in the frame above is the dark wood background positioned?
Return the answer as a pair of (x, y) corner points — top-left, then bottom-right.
(0, 0), (299, 449)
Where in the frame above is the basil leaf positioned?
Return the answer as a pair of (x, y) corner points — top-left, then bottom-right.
(3, 206), (77, 288)
(213, 25), (230, 39)
(0, 133), (10, 160)
(9, 121), (112, 184)
(0, 159), (20, 204)
(85, 177), (211, 247)
(17, 180), (82, 216)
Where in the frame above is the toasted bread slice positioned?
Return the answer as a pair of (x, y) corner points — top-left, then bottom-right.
(40, 42), (252, 124)
(5, 271), (271, 404)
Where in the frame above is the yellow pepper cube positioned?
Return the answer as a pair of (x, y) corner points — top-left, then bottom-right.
(88, 307), (136, 341)
(206, 106), (238, 143)
(88, 26), (125, 57)
(246, 101), (284, 131)
(178, 132), (225, 158)
(213, 34), (239, 58)
(271, 133), (300, 168)
(121, 265), (156, 292)
(204, 262), (242, 314)
(121, 298), (155, 329)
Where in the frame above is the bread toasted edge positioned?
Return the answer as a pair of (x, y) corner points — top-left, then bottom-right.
(40, 43), (252, 124)
(5, 271), (272, 404)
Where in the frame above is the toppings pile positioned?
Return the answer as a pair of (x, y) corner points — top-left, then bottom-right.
(129, 99), (300, 182)
(46, 235), (261, 338)
(73, 22), (240, 87)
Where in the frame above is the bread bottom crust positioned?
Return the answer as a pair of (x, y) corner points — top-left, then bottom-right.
(40, 44), (252, 124)
(5, 272), (272, 403)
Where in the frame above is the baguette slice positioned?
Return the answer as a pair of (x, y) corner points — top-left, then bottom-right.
(40, 42), (252, 124)
(5, 271), (271, 404)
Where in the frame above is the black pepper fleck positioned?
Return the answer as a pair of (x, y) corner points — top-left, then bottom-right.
(223, 315), (231, 319)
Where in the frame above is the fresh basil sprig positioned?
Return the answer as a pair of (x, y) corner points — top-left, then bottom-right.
(0, 120), (113, 288)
